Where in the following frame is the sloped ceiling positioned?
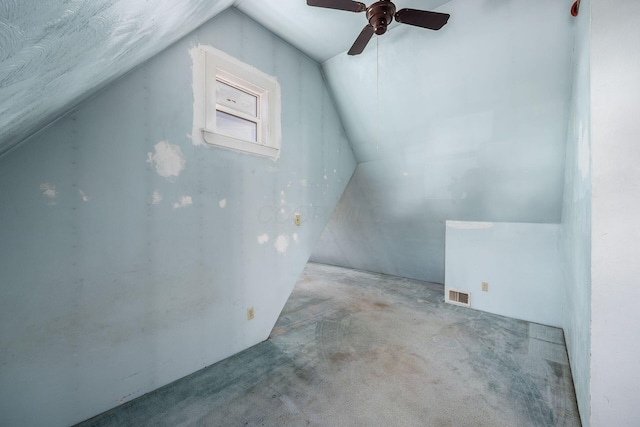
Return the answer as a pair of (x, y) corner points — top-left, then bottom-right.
(0, 0), (234, 156)
(1, 0), (576, 282)
(235, 0), (452, 63)
(311, 0), (576, 282)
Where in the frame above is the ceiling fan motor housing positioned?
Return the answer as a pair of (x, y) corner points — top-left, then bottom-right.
(367, 1), (396, 35)
(306, 0), (450, 56)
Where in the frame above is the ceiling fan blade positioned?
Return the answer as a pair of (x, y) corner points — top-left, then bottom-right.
(307, 0), (366, 13)
(348, 24), (375, 55)
(394, 9), (450, 30)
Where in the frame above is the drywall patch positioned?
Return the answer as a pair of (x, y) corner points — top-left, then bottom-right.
(152, 190), (163, 205)
(293, 233), (299, 243)
(447, 221), (494, 230)
(40, 182), (57, 205)
(173, 196), (193, 209)
(146, 141), (186, 178)
(258, 234), (269, 245)
(78, 189), (90, 202)
(274, 235), (289, 254)
(219, 199), (227, 209)
(299, 179), (308, 187)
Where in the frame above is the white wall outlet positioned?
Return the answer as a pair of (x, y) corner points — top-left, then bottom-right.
(481, 282), (489, 292)
(294, 213), (301, 226)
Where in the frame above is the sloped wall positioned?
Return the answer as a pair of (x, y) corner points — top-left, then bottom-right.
(312, 0), (574, 283)
(0, 9), (355, 427)
(560, 0), (591, 424)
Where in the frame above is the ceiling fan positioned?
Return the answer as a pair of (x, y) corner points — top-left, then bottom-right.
(307, 0), (450, 55)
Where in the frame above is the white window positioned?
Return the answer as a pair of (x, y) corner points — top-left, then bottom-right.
(200, 47), (281, 158)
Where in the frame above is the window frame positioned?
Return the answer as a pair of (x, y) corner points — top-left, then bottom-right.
(213, 73), (263, 143)
(201, 47), (281, 159)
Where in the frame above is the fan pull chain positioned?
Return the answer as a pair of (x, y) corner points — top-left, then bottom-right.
(376, 36), (379, 151)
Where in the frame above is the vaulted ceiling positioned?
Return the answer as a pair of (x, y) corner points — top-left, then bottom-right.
(1, 0), (575, 284)
(235, 0), (452, 63)
(306, 0), (575, 282)
(1, 1), (573, 160)
(0, 0), (234, 156)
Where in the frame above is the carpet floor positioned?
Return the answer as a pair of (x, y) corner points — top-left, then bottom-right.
(78, 262), (581, 427)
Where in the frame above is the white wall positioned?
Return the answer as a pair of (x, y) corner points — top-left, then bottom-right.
(560, 0), (591, 424)
(591, 1), (640, 425)
(445, 221), (562, 327)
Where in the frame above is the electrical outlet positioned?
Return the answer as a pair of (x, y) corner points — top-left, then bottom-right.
(481, 282), (489, 292)
(247, 307), (255, 320)
(294, 213), (301, 226)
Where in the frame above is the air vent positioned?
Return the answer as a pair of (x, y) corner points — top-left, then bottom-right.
(448, 289), (470, 307)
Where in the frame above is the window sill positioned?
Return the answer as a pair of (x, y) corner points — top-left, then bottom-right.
(202, 129), (279, 159)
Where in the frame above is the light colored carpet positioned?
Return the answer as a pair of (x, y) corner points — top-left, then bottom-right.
(79, 262), (581, 427)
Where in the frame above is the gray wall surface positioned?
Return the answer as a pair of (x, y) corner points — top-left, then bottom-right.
(590, 0), (640, 425)
(560, 0), (592, 424)
(0, 9), (355, 427)
(311, 0), (575, 283)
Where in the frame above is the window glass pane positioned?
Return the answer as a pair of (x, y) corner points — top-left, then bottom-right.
(216, 110), (257, 142)
(216, 80), (257, 117)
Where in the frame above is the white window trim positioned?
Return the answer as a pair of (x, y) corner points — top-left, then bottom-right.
(200, 46), (281, 159)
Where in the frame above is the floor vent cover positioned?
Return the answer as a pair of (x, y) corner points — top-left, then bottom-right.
(448, 289), (470, 306)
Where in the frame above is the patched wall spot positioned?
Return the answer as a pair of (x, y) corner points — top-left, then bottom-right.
(152, 190), (163, 205)
(146, 141), (186, 178)
(219, 199), (227, 209)
(78, 189), (90, 202)
(274, 235), (289, 254)
(40, 182), (58, 205)
(173, 196), (193, 209)
(258, 234), (269, 245)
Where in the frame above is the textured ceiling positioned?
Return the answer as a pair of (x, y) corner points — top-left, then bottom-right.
(0, 0), (453, 156)
(0, 0), (578, 283)
(0, 0), (233, 156)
